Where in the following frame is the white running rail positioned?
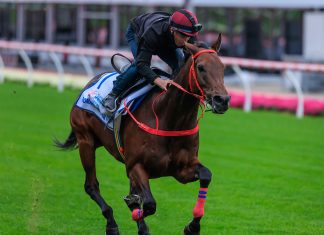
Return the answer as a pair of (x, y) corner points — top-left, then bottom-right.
(1, 40), (324, 117)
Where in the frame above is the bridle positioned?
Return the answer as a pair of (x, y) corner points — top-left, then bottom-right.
(124, 49), (217, 136)
(170, 49), (216, 101)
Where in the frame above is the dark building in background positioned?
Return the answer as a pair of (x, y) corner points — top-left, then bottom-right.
(244, 19), (262, 59)
(285, 20), (303, 55)
(0, 1), (323, 61)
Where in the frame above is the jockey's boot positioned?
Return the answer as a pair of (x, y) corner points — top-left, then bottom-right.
(103, 92), (118, 113)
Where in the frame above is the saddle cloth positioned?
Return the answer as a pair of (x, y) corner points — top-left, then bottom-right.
(74, 72), (155, 130)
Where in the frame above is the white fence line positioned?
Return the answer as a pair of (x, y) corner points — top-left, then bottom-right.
(0, 40), (133, 91)
(221, 57), (324, 118)
(1, 40), (324, 118)
(0, 53), (4, 84)
(0, 40), (132, 58)
(221, 57), (324, 73)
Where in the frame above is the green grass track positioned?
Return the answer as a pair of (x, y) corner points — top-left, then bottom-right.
(0, 81), (323, 234)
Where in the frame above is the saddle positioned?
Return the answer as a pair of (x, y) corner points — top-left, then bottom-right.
(110, 53), (171, 106)
(76, 55), (171, 161)
(110, 54), (171, 161)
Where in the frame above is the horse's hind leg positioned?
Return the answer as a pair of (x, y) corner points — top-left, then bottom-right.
(78, 138), (120, 235)
(124, 163), (156, 235)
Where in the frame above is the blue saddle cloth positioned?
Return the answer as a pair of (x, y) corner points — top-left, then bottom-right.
(74, 72), (155, 130)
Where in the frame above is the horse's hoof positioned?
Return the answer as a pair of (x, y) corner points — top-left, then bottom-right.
(106, 226), (120, 235)
(184, 225), (200, 235)
(138, 231), (151, 235)
(138, 227), (150, 235)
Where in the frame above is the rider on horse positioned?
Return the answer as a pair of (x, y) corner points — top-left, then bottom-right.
(101, 9), (203, 113)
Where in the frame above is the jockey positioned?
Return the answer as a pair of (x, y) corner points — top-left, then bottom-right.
(102, 9), (202, 112)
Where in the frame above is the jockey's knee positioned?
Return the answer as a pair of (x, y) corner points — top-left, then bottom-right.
(113, 63), (138, 94)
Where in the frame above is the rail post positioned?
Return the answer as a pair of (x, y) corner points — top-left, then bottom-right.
(0, 53), (4, 84)
(284, 70), (304, 118)
(18, 49), (34, 87)
(49, 52), (65, 92)
(79, 55), (94, 79)
(232, 64), (252, 112)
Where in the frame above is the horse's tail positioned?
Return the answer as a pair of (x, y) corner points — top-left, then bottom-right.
(53, 130), (78, 151)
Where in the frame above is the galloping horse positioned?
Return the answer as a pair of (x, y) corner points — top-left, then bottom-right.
(55, 35), (230, 235)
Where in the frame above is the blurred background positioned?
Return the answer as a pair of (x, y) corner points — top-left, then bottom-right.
(0, 0), (316, 59)
(1, 0), (324, 117)
(0, 1), (323, 234)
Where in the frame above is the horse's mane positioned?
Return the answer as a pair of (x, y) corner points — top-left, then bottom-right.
(194, 41), (210, 49)
(172, 41), (210, 79)
(183, 41), (210, 61)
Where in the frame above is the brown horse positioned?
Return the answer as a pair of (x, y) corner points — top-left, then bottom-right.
(55, 36), (230, 235)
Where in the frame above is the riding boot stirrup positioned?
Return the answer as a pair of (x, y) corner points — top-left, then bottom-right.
(103, 92), (118, 112)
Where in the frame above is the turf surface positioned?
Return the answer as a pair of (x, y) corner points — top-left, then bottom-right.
(0, 81), (323, 234)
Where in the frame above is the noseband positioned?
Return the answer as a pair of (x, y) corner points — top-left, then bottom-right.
(125, 49), (216, 136)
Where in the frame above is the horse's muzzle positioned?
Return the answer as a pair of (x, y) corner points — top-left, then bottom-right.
(211, 95), (231, 114)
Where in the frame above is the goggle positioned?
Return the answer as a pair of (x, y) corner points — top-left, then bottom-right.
(171, 23), (203, 35)
(193, 23), (203, 32)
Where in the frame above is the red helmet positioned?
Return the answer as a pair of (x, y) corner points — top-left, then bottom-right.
(170, 9), (202, 36)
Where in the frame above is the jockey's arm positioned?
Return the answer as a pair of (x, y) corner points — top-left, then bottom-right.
(136, 41), (171, 90)
(136, 41), (158, 83)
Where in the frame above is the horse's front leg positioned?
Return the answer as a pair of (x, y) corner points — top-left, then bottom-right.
(184, 163), (212, 235)
(125, 163), (156, 235)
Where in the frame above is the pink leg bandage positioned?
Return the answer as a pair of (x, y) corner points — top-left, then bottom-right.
(193, 188), (208, 218)
(132, 208), (144, 221)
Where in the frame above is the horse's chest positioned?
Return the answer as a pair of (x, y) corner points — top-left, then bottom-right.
(172, 149), (197, 166)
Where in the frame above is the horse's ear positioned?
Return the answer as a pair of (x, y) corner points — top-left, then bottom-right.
(212, 33), (222, 53)
(184, 42), (199, 55)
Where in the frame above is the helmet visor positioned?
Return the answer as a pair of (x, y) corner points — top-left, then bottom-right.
(193, 24), (202, 32)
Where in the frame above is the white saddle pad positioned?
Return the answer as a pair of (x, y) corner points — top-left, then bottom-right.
(75, 72), (155, 129)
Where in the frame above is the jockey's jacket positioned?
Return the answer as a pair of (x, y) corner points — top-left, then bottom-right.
(130, 12), (193, 83)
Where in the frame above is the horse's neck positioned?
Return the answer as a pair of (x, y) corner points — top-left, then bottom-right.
(155, 59), (200, 129)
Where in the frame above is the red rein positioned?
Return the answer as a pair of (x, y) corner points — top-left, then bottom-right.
(124, 49), (216, 137)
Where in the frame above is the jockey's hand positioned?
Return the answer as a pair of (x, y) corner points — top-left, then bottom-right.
(154, 77), (171, 91)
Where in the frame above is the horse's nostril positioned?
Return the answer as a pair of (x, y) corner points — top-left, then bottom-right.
(214, 95), (230, 104)
(214, 96), (223, 103)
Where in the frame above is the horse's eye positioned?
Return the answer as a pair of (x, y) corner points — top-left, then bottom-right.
(197, 64), (205, 73)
